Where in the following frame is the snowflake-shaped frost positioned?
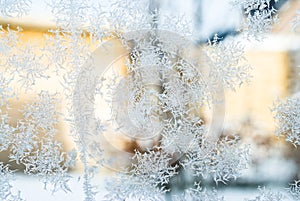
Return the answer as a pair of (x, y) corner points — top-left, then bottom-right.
(272, 96), (300, 146)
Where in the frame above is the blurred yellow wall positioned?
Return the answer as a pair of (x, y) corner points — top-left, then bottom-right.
(225, 50), (290, 134)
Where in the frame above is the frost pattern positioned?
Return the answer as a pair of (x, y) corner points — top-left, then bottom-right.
(272, 96), (300, 146)
(0, 0), (31, 17)
(289, 180), (300, 200)
(9, 42), (50, 89)
(131, 149), (178, 190)
(0, 163), (25, 201)
(183, 135), (250, 184)
(49, 0), (90, 30)
(0, 73), (15, 109)
(1, 25), (51, 90)
(104, 149), (177, 201)
(203, 35), (251, 91)
(231, 0), (278, 40)
(0, 91), (76, 194)
(104, 175), (165, 201)
(22, 92), (76, 193)
(292, 10), (300, 32)
(0, 0), (289, 200)
(245, 186), (285, 201)
(173, 183), (224, 201)
(0, 25), (22, 68)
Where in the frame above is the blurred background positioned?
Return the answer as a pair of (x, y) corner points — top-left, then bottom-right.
(1, 0), (300, 200)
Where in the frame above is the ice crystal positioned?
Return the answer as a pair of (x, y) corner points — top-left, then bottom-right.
(292, 10), (300, 33)
(0, 0), (31, 17)
(173, 183), (224, 201)
(245, 7), (277, 39)
(0, 114), (16, 152)
(20, 92), (76, 193)
(0, 25), (22, 69)
(8, 42), (50, 89)
(245, 186), (285, 201)
(103, 148), (178, 200)
(0, 162), (25, 201)
(0, 72), (15, 108)
(1, 91), (76, 193)
(0, 25), (51, 90)
(203, 35), (251, 91)
(105, 0), (152, 34)
(183, 135), (250, 184)
(48, 0), (90, 30)
(109, 36), (209, 153)
(21, 91), (58, 132)
(22, 141), (76, 193)
(131, 148), (178, 190)
(104, 175), (165, 201)
(231, 0), (278, 40)
(272, 96), (300, 146)
(289, 180), (300, 200)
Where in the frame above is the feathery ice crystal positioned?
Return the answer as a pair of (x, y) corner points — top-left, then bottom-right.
(272, 96), (300, 146)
